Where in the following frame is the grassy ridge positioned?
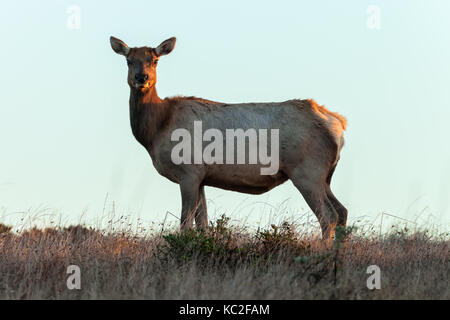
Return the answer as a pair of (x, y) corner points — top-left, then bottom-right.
(0, 216), (448, 299)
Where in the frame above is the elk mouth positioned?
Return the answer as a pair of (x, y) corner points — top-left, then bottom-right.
(133, 81), (152, 89)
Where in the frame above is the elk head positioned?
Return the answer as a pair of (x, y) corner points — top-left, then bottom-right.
(110, 36), (176, 90)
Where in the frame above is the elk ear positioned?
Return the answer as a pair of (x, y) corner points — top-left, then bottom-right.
(110, 36), (130, 56)
(155, 37), (176, 57)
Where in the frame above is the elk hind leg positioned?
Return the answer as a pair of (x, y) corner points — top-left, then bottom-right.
(290, 170), (338, 240)
(326, 186), (347, 228)
(325, 164), (348, 228)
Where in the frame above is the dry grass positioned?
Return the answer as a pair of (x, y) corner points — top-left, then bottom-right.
(0, 217), (448, 299)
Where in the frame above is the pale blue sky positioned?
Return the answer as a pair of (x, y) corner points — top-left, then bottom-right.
(1, 1), (449, 230)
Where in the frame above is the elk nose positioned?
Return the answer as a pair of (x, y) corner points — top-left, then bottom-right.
(135, 73), (148, 83)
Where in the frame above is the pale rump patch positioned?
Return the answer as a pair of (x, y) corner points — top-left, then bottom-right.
(308, 99), (347, 131)
(306, 99), (346, 165)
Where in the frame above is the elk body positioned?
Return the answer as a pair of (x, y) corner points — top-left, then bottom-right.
(110, 36), (348, 239)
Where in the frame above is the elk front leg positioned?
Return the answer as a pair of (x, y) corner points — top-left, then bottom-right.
(180, 181), (201, 231)
(194, 186), (208, 230)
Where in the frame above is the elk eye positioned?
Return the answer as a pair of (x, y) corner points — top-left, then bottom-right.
(126, 59), (131, 66)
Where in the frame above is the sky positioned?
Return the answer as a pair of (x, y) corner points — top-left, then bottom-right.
(0, 0), (449, 231)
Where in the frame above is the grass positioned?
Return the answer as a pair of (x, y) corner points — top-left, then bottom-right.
(0, 215), (448, 299)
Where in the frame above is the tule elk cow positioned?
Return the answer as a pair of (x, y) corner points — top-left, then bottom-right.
(110, 36), (348, 240)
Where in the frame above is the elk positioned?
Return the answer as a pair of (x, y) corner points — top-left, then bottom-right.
(110, 36), (348, 239)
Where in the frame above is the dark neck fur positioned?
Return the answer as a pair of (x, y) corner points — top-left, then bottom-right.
(129, 86), (168, 148)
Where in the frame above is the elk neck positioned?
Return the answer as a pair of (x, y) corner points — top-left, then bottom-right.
(129, 85), (169, 148)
